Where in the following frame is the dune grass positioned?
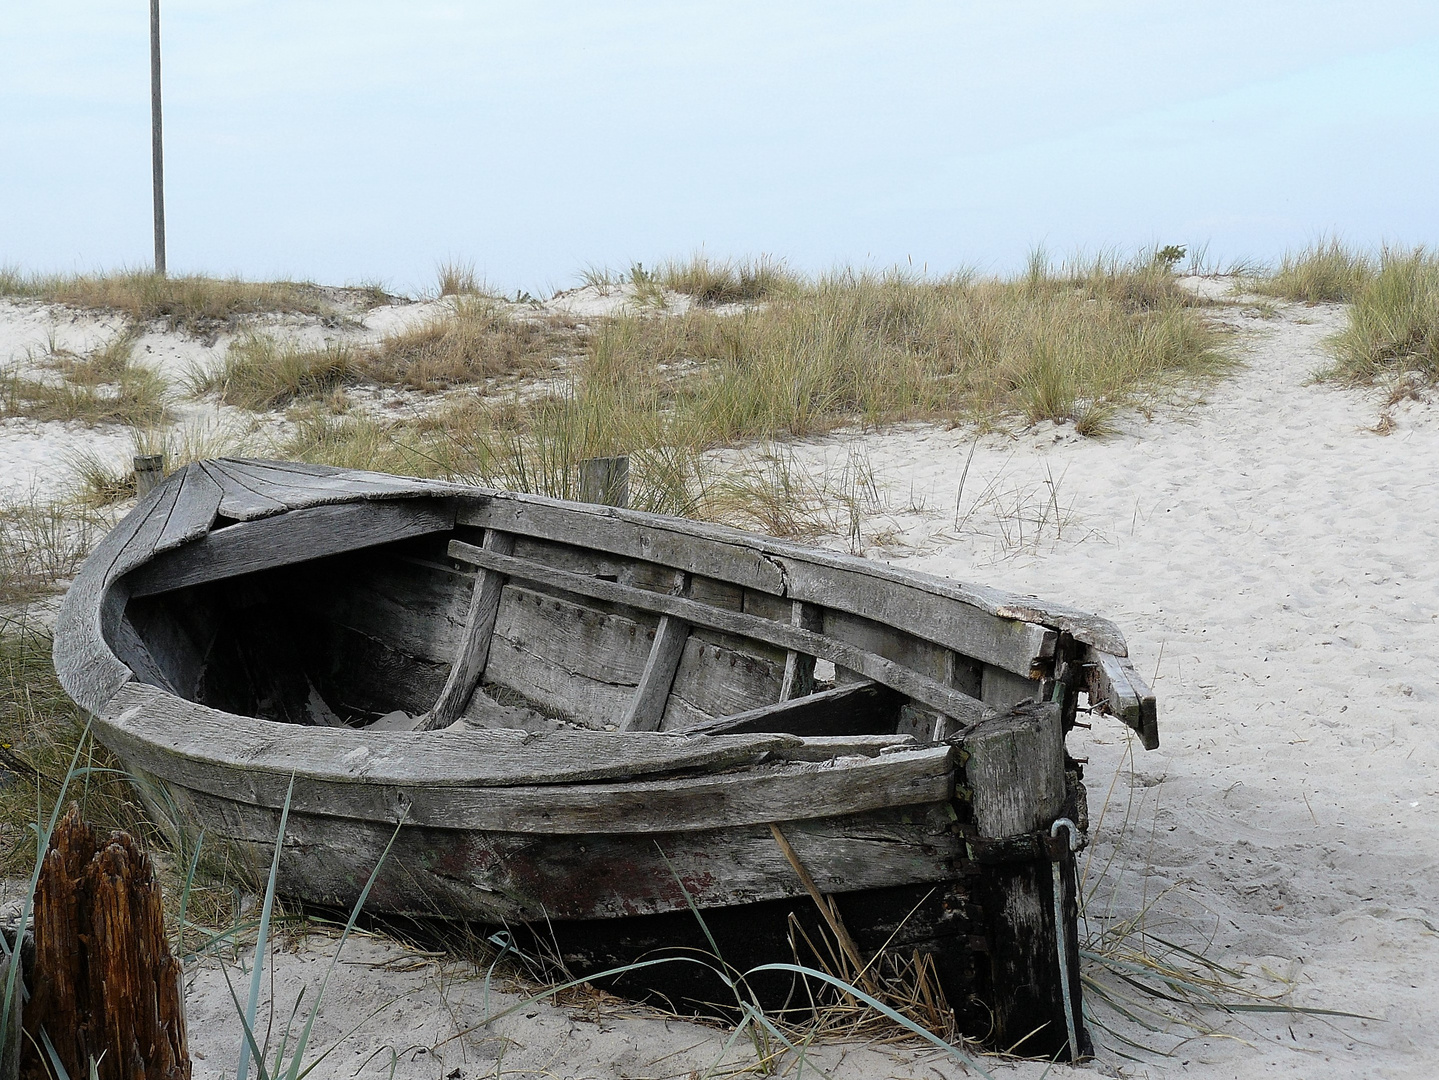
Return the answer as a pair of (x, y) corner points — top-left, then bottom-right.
(0, 268), (344, 332)
(268, 253), (1225, 527)
(659, 254), (799, 305)
(0, 499), (102, 606)
(1249, 238), (1374, 303)
(1324, 246), (1439, 387)
(2, 335), (169, 427)
(195, 298), (585, 408)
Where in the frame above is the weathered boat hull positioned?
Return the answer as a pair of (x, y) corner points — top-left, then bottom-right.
(54, 459), (1156, 1059)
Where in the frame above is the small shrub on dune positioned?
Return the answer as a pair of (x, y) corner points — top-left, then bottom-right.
(436, 259), (485, 297)
(661, 255), (798, 305)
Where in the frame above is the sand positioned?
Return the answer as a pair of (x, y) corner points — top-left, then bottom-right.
(2, 285), (1435, 1079)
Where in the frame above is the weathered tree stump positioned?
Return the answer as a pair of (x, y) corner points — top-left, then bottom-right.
(21, 806), (189, 1080)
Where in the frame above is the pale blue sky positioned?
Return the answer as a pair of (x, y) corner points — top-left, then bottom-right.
(3, 2), (1437, 293)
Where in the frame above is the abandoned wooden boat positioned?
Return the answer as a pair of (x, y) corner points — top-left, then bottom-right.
(54, 458), (1158, 1059)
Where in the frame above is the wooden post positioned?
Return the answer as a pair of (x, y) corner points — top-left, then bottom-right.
(21, 806), (190, 1080)
(150, 0), (167, 277)
(963, 701), (1086, 1059)
(134, 455), (165, 499)
(578, 455), (629, 507)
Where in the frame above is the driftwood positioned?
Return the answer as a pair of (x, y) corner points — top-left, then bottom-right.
(21, 807), (188, 1080)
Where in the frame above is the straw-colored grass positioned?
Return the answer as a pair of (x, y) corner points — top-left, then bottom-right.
(191, 334), (363, 410)
(0, 499), (102, 606)
(0, 268), (340, 332)
(1325, 246), (1439, 386)
(2, 352), (169, 427)
(195, 299), (585, 408)
(660, 254), (799, 305)
(271, 253), (1225, 527)
(1249, 239), (1374, 303)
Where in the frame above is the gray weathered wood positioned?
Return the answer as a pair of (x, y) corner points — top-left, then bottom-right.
(96, 684), (952, 833)
(151, 787), (961, 921)
(621, 571), (690, 731)
(421, 530), (515, 729)
(770, 734), (918, 761)
(200, 459), (289, 520)
(53, 472), (186, 712)
(780, 601), (823, 700)
(153, 463), (222, 553)
(688, 682), (904, 738)
(578, 455), (629, 507)
(981, 664), (1042, 710)
(127, 499), (455, 598)
(449, 540), (993, 725)
(963, 702), (1066, 839)
(484, 584), (651, 725)
(622, 617), (689, 730)
(962, 701), (1074, 1055)
(458, 494), (1095, 670)
(661, 632), (784, 727)
(1087, 650), (1158, 750)
(133, 454), (165, 498)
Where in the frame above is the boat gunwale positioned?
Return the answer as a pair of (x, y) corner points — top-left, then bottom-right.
(54, 458), (1155, 762)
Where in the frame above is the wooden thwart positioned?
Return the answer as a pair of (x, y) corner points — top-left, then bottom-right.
(447, 539), (994, 724)
(422, 529), (515, 730)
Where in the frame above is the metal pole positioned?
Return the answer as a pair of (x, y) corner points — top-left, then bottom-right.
(150, 0), (166, 276)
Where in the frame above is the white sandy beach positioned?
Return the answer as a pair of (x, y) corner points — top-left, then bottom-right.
(2, 285), (1435, 1079)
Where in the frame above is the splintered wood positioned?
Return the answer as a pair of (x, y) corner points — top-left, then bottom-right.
(21, 806), (189, 1080)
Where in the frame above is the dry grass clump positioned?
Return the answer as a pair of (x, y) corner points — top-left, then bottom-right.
(1250, 239), (1374, 303)
(197, 299), (584, 408)
(0, 499), (101, 605)
(277, 254), (1223, 524)
(365, 298), (582, 391)
(1325, 246), (1439, 386)
(660, 255), (798, 305)
(588, 258), (1222, 440)
(0, 268), (337, 332)
(64, 419), (264, 507)
(2, 333), (168, 427)
(0, 630), (140, 876)
(191, 334), (362, 409)
(436, 260), (487, 298)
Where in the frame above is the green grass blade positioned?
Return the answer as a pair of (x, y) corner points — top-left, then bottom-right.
(174, 827), (205, 957)
(237, 773), (295, 1080)
(283, 819), (404, 1080)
